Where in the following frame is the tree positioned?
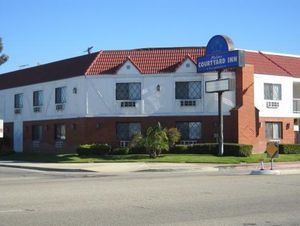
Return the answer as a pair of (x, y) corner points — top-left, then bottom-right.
(0, 38), (8, 66)
(130, 122), (169, 159)
(167, 128), (181, 148)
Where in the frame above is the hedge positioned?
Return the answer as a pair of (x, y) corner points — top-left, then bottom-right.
(279, 144), (300, 154)
(77, 144), (111, 156)
(111, 147), (130, 155)
(170, 143), (252, 157)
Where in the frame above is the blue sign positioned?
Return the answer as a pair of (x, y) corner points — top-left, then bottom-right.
(205, 35), (234, 55)
(197, 50), (245, 73)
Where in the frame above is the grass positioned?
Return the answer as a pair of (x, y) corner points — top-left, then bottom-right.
(1, 153), (300, 164)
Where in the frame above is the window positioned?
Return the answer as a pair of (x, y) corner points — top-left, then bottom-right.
(14, 93), (23, 108)
(265, 122), (282, 139)
(116, 83), (141, 100)
(264, 83), (281, 100)
(33, 90), (43, 107)
(176, 122), (201, 140)
(116, 123), (141, 140)
(55, 87), (66, 104)
(55, 124), (66, 140)
(32, 125), (43, 141)
(175, 81), (201, 100)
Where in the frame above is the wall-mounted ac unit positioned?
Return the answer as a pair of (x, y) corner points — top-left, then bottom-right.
(121, 101), (136, 107)
(33, 106), (41, 112)
(56, 104), (65, 111)
(266, 101), (279, 109)
(180, 100), (196, 107)
(120, 140), (130, 147)
(14, 108), (22, 114)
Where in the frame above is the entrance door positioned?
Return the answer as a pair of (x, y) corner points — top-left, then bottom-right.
(13, 121), (23, 152)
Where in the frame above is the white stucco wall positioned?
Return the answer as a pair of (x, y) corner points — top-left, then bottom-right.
(254, 74), (300, 118)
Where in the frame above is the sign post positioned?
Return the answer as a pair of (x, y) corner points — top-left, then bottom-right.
(0, 119), (3, 138)
(266, 142), (279, 170)
(197, 35), (245, 155)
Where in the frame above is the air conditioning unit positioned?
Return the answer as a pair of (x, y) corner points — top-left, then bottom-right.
(180, 100), (196, 107)
(56, 104), (65, 111)
(120, 140), (130, 147)
(14, 108), (22, 114)
(180, 140), (197, 145)
(55, 141), (64, 149)
(266, 101), (279, 109)
(121, 101), (136, 107)
(33, 106), (41, 112)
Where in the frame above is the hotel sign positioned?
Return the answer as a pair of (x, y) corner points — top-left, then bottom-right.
(197, 35), (245, 73)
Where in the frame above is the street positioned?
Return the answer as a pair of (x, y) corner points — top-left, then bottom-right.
(0, 167), (300, 226)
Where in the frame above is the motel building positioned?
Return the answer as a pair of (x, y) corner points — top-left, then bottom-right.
(0, 37), (300, 153)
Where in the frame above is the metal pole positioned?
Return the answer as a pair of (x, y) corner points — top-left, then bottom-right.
(271, 158), (274, 170)
(218, 70), (224, 156)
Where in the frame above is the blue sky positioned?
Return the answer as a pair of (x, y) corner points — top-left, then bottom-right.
(1, 0), (299, 73)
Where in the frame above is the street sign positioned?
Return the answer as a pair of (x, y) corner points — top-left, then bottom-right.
(0, 119), (3, 138)
(266, 142), (279, 158)
(205, 78), (233, 93)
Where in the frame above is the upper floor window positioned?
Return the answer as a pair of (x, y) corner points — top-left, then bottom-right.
(116, 122), (141, 140)
(175, 81), (201, 99)
(55, 124), (66, 140)
(33, 90), (43, 107)
(32, 125), (43, 141)
(14, 93), (23, 108)
(55, 87), (66, 104)
(265, 122), (282, 140)
(176, 122), (201, 140)
(116, 83), (141, 100)
(264, 83), (281, 100)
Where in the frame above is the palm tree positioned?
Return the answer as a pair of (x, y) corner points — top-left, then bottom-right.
(0, 38), (8, 66)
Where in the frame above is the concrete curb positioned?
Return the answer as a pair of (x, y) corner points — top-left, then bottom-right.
(0, 164), (95, 173)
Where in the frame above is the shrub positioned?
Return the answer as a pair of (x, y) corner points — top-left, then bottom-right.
(111, 147), (129, 155)
(0, 149), (15, 156)
(170, 144), (189, 154)
(224, 143), (253, 157)
(77, 143), (111, 156)
(167, 128), (181, 148)
(170, 143), (252, 157)
(279, 144), (300, 154)
(129, 146), (147, 154)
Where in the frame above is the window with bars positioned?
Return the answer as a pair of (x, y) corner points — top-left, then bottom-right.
(32, 125), (43, 141)
(175, 81), (201, 100)
(176, 122), (201, 140)
(55, 87), (67, 104)
(14, 93), (23, 108)
(33, 90), (43, 107)
(116, 83), (141, 100)
(54, 124), (66, 140)
(116, 122), (141, 140)
(264, 83), (281, 100)
(265, 122), (282, 139)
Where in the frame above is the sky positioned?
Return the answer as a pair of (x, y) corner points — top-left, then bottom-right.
(0, 0), (300, 74)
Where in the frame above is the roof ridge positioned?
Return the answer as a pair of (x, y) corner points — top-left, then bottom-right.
(258, 51), (294, 76)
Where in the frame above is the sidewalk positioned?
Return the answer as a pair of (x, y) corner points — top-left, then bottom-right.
(1, 161), (300, 175)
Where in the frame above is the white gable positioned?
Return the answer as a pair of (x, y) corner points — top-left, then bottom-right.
(176, 58), (197, 73)
(116, 60), (141, 75)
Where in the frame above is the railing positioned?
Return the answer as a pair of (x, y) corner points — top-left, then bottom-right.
(293, 98), (300, 113)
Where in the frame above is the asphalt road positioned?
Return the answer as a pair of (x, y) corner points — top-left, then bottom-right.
(0, 166), (300, 226)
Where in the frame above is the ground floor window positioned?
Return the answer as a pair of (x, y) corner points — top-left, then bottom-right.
(32, 125), (43, 141)
(116, 122), (141, 141)
(176, 122), (201, 141)
(265, 122), (282, 139)
(55, 124), (66, 140)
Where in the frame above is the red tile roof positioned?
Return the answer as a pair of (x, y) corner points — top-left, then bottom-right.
(85, 47), (205, 75)
(1, 47), (300, 91)
(0, 52), (98, 90)
(245, 51), (300, 77)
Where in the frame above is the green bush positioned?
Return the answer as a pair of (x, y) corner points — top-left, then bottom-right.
(77, 143), (111, 156)
(224, 143), (253, 157)
(279, 144), (300, 154)
(111, 147), (129, 155)
(170, 143), (252, 157)
(170, 145), (189, 154)
(0, 149), (15, 156)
